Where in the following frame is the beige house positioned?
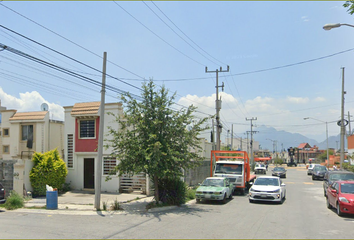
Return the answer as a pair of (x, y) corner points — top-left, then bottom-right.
(0, 107), (64, 193)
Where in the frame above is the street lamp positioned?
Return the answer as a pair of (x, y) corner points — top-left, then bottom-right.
(323, 23), (354, 30)
(304, 117), (329, 168)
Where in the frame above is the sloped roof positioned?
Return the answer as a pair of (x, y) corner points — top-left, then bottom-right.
(71, 101), (100, 116)
(9, 111), (47, 121)
(298, 143), (311, 149)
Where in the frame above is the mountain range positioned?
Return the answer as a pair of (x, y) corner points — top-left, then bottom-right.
(254, 125), (346, 152)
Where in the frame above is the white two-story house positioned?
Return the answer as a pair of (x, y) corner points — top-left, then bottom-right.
(63, 101), (124, 192)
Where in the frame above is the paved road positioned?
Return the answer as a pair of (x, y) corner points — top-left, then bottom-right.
(1, 166), (354, 239)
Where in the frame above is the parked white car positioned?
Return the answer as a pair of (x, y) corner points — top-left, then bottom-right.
(307, 164), (320, 175)
(249, 176), (286, 203)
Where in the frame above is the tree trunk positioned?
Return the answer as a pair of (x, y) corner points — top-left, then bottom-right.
(154, 175), (159, 203)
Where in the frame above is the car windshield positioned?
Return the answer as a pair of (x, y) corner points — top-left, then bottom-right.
(340, 183), (354, 194)
(313, 166), (327, 171)
(273, 167), (285, 171)
(215, 163), (243, 174)
(201, 179), (224, 187)
(329, 173), (354, 181)
(254, 178), (279, 186)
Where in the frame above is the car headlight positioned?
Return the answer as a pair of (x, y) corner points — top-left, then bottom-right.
(339, 197), (349, 203)
(196, 191), (202, 194)
(249, 187), (254, 192)
(214, 192), (223, 195)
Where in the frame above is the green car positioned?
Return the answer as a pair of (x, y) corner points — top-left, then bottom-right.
(196, 177), (234, 203)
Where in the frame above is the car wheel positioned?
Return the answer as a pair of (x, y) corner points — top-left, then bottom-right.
(337, 202), (343, 216)
(284, 175), (286, 178)
(326, 197), (332, 209)
(196, 199), (201, 203)
(312, 176), (315, 180)
(324, 189), (327, 197)
(249, 199), (254, 203)
(229, 192), (233, 199)
(222, 194), (227, 204)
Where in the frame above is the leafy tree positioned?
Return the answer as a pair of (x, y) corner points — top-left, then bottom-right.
(343, 1), (354, 15)
(317, 149), (334, 162)
(29, 149), (68, 196)
(105, 80), (210, 202)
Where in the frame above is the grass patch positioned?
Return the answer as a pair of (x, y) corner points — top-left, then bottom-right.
(4, 191), (24, 210)
(110, 199), (122, 211)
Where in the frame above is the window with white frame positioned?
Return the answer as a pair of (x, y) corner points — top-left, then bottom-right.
(103, 157), (117, 175)
(79, 119), (95, 138)
(21, 125), (33, 141)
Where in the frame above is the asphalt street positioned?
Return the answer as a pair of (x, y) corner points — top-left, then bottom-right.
(1, 166), (354, 239)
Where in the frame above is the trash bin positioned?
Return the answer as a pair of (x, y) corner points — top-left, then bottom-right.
(46, 190), (58, 210)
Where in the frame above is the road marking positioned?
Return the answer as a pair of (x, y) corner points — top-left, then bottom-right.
(284, 182), (295, 184)
(303, 182), (314, 185)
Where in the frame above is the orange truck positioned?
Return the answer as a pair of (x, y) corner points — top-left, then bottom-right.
(211, 150), (256, 195)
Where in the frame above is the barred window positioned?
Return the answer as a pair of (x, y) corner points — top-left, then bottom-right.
(67, 134), (74, 168)
(79, 120), (95, 138)
(103, 157), (117, 175)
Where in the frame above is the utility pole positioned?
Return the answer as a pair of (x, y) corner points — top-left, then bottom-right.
(340, 67), (345, 169)
(240, 137), (243, 151)
(246, 117), (257, 167)
(211, 119), (215, 150)
(95, 52), (107, 210)
(231, 124), (234, 150)
(205, 65), (229, 151)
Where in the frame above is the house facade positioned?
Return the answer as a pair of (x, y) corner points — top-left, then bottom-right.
(63, 101), (124, 192)
(0, 106), (64, 194)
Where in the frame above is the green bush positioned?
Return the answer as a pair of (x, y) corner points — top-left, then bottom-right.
(29, 149), (68, 196)
(157, 177), (187, 206)
(185, 186), (196, 202)
(274, 158), (284, 165)
(343, 162), (354, 172)
(4, 191), (24, 210)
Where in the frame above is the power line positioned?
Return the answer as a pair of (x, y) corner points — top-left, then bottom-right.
(0, 3), (146, 80)
(150, 1), (227, 67)
(113, 1), (205, 67)
(143, 1), (220, 66)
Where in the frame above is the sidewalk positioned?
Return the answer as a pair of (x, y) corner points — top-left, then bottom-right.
(21, 190), (157, 215)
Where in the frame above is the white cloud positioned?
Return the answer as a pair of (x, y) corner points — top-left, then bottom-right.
(301, 16), (309, 22)
(314, 97), (326, 102)
(0, 87), (64, 120)
(286, 96), (309, 104)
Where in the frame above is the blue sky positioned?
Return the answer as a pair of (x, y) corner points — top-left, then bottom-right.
(1, 1), (354, 143)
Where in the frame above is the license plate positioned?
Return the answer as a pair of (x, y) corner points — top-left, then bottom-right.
(205, 194), (211, 198)
(261, 194), (267, 198)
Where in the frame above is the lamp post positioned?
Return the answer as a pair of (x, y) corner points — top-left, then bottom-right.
(323, 23), (352, 169)
(323, 23), (354, 30)
(304, 117), (329, 168)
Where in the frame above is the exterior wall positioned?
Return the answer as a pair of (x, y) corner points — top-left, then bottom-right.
(184, 139), (213, 186)
(49, 120), (65, 157)
(0, 159), (15, 197)
(348, 135), (354, 155)
(64, 103), (122, 192)
(1, 110), (17, 160)
(75, 117), (100, 152)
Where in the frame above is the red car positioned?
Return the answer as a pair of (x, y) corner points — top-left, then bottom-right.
(326, 180), (354, 216)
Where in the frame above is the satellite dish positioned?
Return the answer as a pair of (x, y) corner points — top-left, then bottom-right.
(41, 103), (49, 111)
